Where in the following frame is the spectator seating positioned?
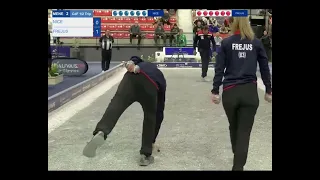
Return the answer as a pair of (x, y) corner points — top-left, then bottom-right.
(61, 9), (177, 46)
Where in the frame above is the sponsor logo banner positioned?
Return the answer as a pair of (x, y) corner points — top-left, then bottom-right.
(163, 57), (197, 62)
(48, 64), (123, 113)
(52, 58), (88, 76)
(155, 62), (215, 68)
(164, 47), (194, 55)
(50, 46), (70, 57)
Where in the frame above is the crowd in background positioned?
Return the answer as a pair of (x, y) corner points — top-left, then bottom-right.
(49, 9), (272, 61)
(191, 13), (272, 61)
(128, 9), (187, 48)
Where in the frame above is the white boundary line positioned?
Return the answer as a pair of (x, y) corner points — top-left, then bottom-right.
(48, 68), (126, 134)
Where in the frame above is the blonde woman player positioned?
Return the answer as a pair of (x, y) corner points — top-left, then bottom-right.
(211, 17), (272, 171)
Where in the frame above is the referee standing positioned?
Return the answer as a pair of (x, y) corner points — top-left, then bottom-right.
(193, 26), (216, 81)
(99, 30), (114, 72)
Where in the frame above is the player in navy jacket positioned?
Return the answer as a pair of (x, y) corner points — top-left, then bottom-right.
(211, 17), (272, 171)
(193, 26), (216, 81)
(83, 56), (166, 167)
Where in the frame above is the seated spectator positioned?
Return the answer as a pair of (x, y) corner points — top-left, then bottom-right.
(193, 17), (205, 26)
(176, 29), (187, 47)
(169, 23), (180, 46)
(211, 18), (218, 26)
(129, 21), (142, 46)
(153, 17), (170, 26)
(219, 24), (229, 34)
(193, 21), (203, 35)
(208, 23), (219, 33)
(154, 23), (166, 47)
(208, 24), (219, 33)
(202, 17), (209, 25)
(214, 32), (223, 53)
(208, 23), (214, 33)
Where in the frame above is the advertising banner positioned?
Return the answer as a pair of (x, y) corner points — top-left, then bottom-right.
(163, 57), (197, 62)
(52, 58), (88, 76)
(164, 47), (194, 55)
(50, 46), (70, 57)
(48, 64), (123, 113)
(155, 62), (215, 68)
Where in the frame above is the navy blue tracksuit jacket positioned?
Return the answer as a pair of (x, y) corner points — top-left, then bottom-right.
(130, 56), (167, 92)
(212, 31), (272, 94)
(193, 30), (216, 52)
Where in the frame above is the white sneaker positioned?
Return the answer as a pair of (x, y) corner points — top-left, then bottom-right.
(101, 70), (105, 73)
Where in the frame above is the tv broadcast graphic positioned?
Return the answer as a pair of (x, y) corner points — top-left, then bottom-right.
(48, 9), (272, 171)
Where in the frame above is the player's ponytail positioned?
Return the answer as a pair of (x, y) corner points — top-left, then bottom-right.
(230, 17), (255, 41)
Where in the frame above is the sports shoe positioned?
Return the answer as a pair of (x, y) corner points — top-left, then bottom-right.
(139, 154), (154, 166)
(83, 131), (105, 158)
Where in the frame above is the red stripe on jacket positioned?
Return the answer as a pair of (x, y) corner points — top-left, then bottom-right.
(139, 70), (159, 90)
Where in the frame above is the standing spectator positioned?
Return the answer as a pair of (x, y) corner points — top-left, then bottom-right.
(214, 32), (223, 53)
(129, 22), (142, 46)
(163, 10), (170, 21)
(153, 17), (170, 26)
(211, 18), (218, 26)
(154, 23), (166, 48)
(99, 30), (114, 72)
(193, 21), (203, 34)
(268, 16), (272, 39)
(261, 30), (272, 62)
(176, 29), (187, 47)
(169, 24), (179, 46)
(220, 24), (229, 34)
(224, 18), (230, 27)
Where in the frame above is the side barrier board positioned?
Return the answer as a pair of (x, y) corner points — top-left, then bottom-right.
(154, 62), (215, 68)
(48, 64), (123, 113)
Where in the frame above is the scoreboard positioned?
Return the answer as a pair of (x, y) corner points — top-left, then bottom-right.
(52, 10), (101, 38)
(51, 9), (247, 38)
(51, 9), (165, 38)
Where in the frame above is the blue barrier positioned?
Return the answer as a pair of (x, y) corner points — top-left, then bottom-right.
(48, 63), (124, 113)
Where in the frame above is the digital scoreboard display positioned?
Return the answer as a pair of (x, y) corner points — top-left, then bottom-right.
(52, 10), (101, 37)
